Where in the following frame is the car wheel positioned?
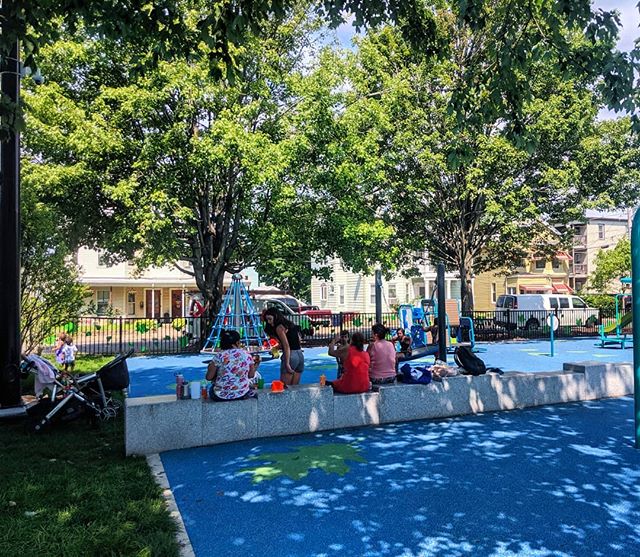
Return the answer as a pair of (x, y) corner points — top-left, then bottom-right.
(525, 318), (540, 331)
(586, 316), (599, 327)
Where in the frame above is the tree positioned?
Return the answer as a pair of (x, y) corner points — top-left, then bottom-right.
(20, 179), (88, 352)
(23, 11), (335, 315)
(4, 1), (640, 139)
(318, 19), (640, 311)
(588, 237), (631, 293)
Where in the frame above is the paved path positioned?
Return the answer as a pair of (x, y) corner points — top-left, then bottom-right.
(127, 338), (632, 398)
(160, 396), (640, 557)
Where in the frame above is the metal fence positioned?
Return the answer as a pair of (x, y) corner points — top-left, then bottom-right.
(43, 316), (205, 356)
(44, 308), (625, 356)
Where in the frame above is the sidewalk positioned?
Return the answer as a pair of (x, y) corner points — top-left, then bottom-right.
(160, 396), (640, 556)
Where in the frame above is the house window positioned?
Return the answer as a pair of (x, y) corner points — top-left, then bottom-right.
(127, 292), (136, 315)
(491, 283), (497, 304)
(535, 258), (546, 270)
(370, 284), (376, 305)
(96, 289), (110, 315)
(339, 285), (345, 305)
(97, 252), (110, 268)
(328, 284), (335, 297)
(405, 283), (410, 302)
(450, 280), (461, 300)
(388, 284), (397, 304)
(552, 258), (561, 270)
(320, 284), (328, 303)
(598, 224), (605, 240)
(507, 287), (516, 295)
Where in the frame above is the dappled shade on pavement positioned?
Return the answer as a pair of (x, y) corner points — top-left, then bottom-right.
(161, 396), (640, 556)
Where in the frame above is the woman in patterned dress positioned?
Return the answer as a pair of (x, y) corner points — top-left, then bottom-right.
(206, 330), (257, 401)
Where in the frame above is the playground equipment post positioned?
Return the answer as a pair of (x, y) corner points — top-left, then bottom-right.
(631, 209), (640, 448)
(437, 263), (447, 363)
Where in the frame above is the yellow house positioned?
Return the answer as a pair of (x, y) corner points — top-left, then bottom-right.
(473, 271), (507, 311)
(504, 252), (573, 297)
(473, 250), (573, 311)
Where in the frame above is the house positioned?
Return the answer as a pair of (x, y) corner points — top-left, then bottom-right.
(76, 247), (261, 318)
(569, 209), (632, 292)
(309, 257), (463, 313)
(503, 252), (573, 295)
(472, 271), (507, 311)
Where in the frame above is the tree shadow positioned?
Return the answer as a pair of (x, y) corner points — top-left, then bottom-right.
(161, 396), (640, 556)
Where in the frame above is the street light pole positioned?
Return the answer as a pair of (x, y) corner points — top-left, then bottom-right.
(0, 39), (22, 407)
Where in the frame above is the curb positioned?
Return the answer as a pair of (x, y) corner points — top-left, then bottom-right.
(146, 453), (196, 557)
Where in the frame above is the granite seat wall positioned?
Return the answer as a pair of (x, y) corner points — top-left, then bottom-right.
(125, 362), (633, 455)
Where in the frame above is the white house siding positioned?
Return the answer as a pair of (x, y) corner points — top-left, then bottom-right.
(311, 258), (464, 313)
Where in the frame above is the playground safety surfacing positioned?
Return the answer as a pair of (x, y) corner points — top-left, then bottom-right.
(160, 396), (640, 556)
(127, 338), (633, 398)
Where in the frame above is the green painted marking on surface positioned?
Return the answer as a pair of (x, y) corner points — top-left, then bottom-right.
(239, 443), (366, 483)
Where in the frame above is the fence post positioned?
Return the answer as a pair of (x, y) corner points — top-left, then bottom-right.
(118, 316), (123, 354)
(339, 312), (343, 330)
(506, 308), (511, 338)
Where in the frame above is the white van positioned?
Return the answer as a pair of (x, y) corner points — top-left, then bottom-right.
(495, 294), (599, 330)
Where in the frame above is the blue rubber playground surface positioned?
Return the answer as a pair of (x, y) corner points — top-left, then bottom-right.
(127, 338), (632, 398)
(161, 396), (640, 556)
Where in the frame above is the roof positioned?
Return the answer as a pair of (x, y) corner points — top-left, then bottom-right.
(583, 209), (633, 221)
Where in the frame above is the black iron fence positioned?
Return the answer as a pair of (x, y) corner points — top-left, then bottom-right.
(43, 308), (626, 356)
(43, 316), (204, 356)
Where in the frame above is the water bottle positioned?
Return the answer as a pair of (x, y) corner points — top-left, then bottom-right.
(176, 374), (184, 399)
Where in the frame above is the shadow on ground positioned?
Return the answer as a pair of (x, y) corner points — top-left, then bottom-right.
(161, 397), (640, 557)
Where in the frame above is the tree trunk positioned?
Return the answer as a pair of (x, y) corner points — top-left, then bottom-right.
(459, 257), (475, 313)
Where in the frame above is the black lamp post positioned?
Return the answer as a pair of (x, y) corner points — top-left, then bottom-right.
(0, 39), (22, 408)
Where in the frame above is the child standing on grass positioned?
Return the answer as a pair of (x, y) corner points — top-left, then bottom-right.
(54, 332), (67, 365)
(61, 337), (78, 372)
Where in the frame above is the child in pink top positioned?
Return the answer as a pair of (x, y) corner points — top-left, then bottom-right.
(367, 324), (397, 384)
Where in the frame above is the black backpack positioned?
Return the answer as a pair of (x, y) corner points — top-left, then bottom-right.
(454, 346), (487, 376)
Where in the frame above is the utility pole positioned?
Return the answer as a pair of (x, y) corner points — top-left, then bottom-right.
(0, 39), (22, 408)
(374, 267), (382, 324)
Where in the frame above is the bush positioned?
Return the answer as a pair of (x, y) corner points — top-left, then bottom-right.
(581, 294), (616, 311)
(135, 319), (158, 334)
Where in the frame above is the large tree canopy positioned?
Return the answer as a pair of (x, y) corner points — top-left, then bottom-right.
(22, 8), (346, 313)
(309, 18), (640, 310)
(5, 1), (640, 139)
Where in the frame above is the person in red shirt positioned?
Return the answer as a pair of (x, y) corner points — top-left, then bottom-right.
(327, 332), (370, 394)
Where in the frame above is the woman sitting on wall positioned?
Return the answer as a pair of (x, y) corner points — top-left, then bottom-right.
(328, 332), (370, 394)
(367, 323), (397, 385)
(206, 329), (257, 401)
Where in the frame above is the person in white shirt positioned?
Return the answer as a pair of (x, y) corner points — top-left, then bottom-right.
(61, 337), (78, 372)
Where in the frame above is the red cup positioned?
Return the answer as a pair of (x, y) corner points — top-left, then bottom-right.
(271, 380), (284, 392)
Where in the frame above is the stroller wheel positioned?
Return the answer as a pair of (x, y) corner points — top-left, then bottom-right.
(26, 416), (52, 434)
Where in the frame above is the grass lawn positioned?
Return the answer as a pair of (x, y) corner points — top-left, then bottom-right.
(0, 358), (179, 557)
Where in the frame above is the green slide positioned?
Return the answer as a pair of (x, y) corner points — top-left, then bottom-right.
(603, 311), (633, 334)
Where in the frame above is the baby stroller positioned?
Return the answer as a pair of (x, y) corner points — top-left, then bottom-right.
(21, 349), (133, 433)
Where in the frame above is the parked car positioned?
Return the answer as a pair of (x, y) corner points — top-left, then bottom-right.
(495, 294), (599, 330)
